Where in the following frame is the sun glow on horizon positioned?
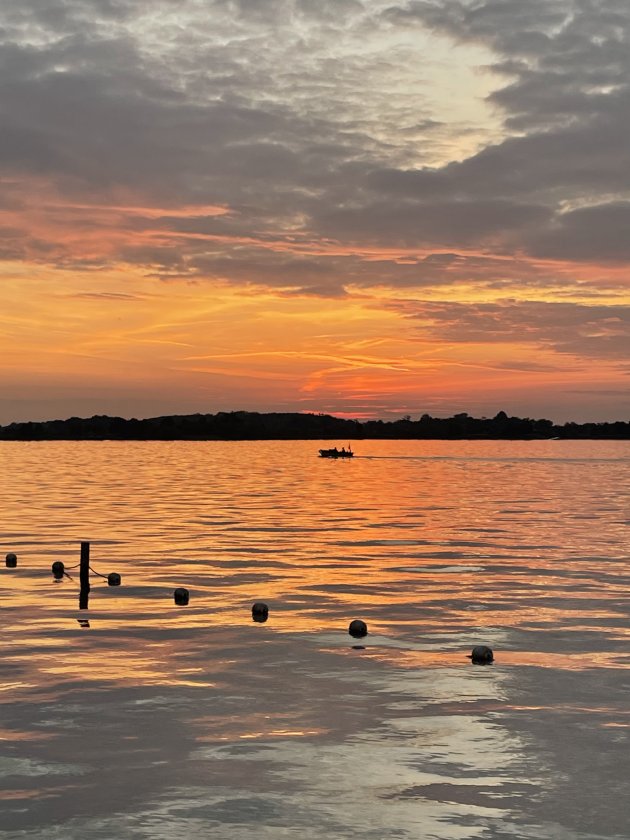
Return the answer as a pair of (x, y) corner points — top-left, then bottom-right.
(0, 1), (628, 424)
(1, 259), (627, 424)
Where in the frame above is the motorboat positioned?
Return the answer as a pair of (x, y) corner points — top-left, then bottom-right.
(319, 446), (353, 458)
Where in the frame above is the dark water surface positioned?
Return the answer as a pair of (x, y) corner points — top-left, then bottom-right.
(1, 440), (629, 839)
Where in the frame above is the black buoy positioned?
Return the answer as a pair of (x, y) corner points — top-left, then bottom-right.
(174, 587), (189, 606)
(107, 572), (121, 586)
(469, 645), (494, 664)
(349, 619), (368, 639)
(252, 602), (269, 623)
(5, 553), (17, 568)
(52, 561), (65, 579)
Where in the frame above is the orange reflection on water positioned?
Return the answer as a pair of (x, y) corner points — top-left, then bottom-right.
(0, 439), (628, 695)
(0, 727), (55, 742)
(193, 709), (330, 743)
(0, 787), (71, 801)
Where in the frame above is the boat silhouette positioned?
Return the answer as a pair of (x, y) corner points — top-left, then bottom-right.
(319, 446), (353, 458)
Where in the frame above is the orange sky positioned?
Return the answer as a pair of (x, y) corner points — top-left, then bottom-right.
(0, 1), (628, 424)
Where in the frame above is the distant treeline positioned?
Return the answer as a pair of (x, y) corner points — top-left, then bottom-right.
(0, 410), (628, 440)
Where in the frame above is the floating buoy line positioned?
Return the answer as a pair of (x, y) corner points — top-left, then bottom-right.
(3, 545), (495, 662)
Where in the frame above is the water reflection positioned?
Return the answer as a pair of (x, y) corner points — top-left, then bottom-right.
(0, 439), (629, 838)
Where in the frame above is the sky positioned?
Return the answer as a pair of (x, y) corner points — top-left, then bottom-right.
(0, 0), (629, 425)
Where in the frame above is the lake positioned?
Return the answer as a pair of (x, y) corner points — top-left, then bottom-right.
(1, 439), (629, 839)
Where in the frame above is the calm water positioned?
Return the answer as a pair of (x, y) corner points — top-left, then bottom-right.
(1, 439), (629, 839)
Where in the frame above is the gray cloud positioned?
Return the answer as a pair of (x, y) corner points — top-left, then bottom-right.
(526, 201), (630, 261)
(0, 0), (629, 293)
(390, 298), (630, 360)
(313, 197), (550, 248)
(492, 359), (574, 373)
(376, 0), (630, 261)
(0, 1), (487, 198)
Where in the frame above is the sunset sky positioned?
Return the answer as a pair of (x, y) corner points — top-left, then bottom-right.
(1, 0), (628, 424)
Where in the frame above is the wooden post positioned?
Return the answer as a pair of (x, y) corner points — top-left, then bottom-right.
(79, 541), (90, 609)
